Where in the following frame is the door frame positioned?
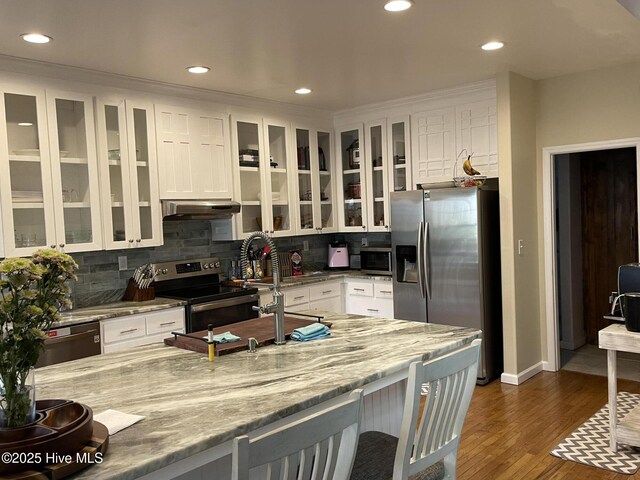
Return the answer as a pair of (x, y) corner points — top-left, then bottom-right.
(543, 137), (640, 371)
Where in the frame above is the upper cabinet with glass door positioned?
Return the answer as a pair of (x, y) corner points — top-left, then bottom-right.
(232, 115), (295, 238)
(364, 120), (389, 232)
(336, 125), (367, 232)
(388, 116), (411, 193)
(0, 87), (101, 256)
(263, 119), (295, 237)
(46, 91), (102, 253)
(294, 126), (336, 234)
(96, 97), (162, 250)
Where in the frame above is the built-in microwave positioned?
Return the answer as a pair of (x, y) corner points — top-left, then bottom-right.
(360, 247), (392, 275)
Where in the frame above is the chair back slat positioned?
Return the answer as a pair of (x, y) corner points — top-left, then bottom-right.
(232, 389), (363, 480)
(394, 339), (481, 479)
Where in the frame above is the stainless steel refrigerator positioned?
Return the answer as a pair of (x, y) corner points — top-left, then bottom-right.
(391, 183), (502, 384)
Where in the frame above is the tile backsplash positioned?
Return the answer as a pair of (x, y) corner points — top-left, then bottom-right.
(69, 221), (389, 308)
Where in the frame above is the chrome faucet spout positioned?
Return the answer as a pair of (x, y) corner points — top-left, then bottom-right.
(240, 232), (285, 345)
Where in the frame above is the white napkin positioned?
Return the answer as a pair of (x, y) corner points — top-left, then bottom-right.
(94, 409), (145, 435)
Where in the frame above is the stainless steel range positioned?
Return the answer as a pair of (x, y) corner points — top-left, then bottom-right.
(152, 257), (259, 333)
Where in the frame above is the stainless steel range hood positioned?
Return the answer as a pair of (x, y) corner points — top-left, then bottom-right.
(161, 200), (241, 220)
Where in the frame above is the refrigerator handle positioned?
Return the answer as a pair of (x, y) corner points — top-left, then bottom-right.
(424, 221), (431, 300)
(416, 222), (425, 299)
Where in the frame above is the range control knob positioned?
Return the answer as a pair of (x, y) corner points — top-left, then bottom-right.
(161, 268), (168, 275)
(214, 261), (220, 268)
(203, 264), (210, 270)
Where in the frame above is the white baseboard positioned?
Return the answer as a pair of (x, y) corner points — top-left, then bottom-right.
(542, 361), (555, 372)
(500, 362), (544, 385)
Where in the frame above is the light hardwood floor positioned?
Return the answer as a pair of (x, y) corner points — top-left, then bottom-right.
(457, 371), (640, 479)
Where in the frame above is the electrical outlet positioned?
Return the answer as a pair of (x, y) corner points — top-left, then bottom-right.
(118, 255), (128, 271)
(361, 237), (368, 247)
(303, 240), (309, 251)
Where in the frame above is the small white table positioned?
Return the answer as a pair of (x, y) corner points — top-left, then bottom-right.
(599, 324), (640, 452)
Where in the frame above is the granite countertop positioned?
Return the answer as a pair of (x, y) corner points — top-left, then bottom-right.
(254, 271), (392, 289)
(55, 298), (188, 328)
(36, 312), (480, 480)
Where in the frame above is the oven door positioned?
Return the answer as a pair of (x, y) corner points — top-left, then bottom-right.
(188, 294), (260, 332)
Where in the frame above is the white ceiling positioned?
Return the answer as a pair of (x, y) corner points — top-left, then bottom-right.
(0, 0), (639, 111)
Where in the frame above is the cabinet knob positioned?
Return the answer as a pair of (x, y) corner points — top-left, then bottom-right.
(50, 244), (56, 249)
(128, 239), (134, 243)
(136, 239), (141, 243)
(362, 226), (366, 230)
(59, 244), (65, 248)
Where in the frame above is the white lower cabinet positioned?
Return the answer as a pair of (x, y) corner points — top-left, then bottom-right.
(284, 286), (311, 313)
(345, 279), (393, 318)
(101, 307), (185, 353)
(308, 281), (343, 313)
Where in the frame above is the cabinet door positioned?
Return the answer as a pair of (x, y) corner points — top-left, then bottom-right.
(96, 97), (136, 249)
(232, 115), (268, 237)
(263, 119), (295, 237)
(294, 127), (316, 235)
(126, 101), (162, 247)
(0, 87), (57, 256)
(455, 100), (498, 178)
(364, 120), (390, 232)
(411, 107), (456, 185)
(336, 125), (367, 232)
(155, 104), (231, 200)
(46, 90), (102, 253)
(388, 116), (411, 192)
(316, 130), (336, 233)
(294, 126), (336, 235)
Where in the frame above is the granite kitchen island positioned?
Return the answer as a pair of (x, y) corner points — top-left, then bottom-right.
(35, 312), (481, 480)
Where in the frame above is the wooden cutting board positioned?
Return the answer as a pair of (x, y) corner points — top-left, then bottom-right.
(163, 315), (331, 356)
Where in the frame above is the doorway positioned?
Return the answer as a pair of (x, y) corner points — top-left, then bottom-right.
(543, 139), (640, 372)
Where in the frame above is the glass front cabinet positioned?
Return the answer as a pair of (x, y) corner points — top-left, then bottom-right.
(0, 86), (102, 256)
(294, 126), (336, 234)
(96, 97), (162, 249)
(336, 124), (367, 232)
(232, 115), (296, 238)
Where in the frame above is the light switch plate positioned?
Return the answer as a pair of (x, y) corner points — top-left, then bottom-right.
(361, 237), (368, 247)
(303, 240), (309, 251)
(118, 255), (128, 271)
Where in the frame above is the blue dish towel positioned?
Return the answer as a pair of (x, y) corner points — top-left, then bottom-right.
(290, 323), (330, 342)
(202, 331), (241, 344)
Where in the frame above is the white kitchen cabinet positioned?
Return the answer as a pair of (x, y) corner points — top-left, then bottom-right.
(0, 85), (102, 256)
(293, 126), (337, 234)
(345, 279), (393, 318)
(96, 97), (162, 249)
(101, 307), (185, 353)
(364, 119), (391, 232)
(308, 281), (343, 313)
(387, 116), (411, 193)
(284, 285), (310, 312)
(455, 100), (498, 179)
(336, 124), (368, 232)
(155, 104), (232, 200)
(231, 115), (296, 238)
(411, 107), (457, 186)
(412, 100), (498, 186)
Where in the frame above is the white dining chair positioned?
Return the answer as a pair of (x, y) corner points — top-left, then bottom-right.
(232, 388), (364, 480)
(350, 339), (481, 480)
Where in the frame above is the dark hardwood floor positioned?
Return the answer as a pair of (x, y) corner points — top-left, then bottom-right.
(457, 371), (640, 479)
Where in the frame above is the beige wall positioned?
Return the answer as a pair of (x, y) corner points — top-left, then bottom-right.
(536, 61), (640, 362)
(497, 72), (540, 377)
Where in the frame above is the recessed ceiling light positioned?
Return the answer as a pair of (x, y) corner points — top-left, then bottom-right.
(21, 33), (52, 44)
(18, 122), (33, 127)
(384, 0), (414, 12)
(295, 87), (312, 95)
(186, 66), (210, 74)
(481, 41), (504, 51)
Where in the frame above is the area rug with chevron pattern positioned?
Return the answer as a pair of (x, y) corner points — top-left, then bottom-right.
(551, 391), (640, 474)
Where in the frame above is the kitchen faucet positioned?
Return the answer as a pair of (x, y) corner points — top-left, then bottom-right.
(240, 231), (285, 345)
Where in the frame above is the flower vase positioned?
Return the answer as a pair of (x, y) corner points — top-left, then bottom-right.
(0, 368), (36, 428)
